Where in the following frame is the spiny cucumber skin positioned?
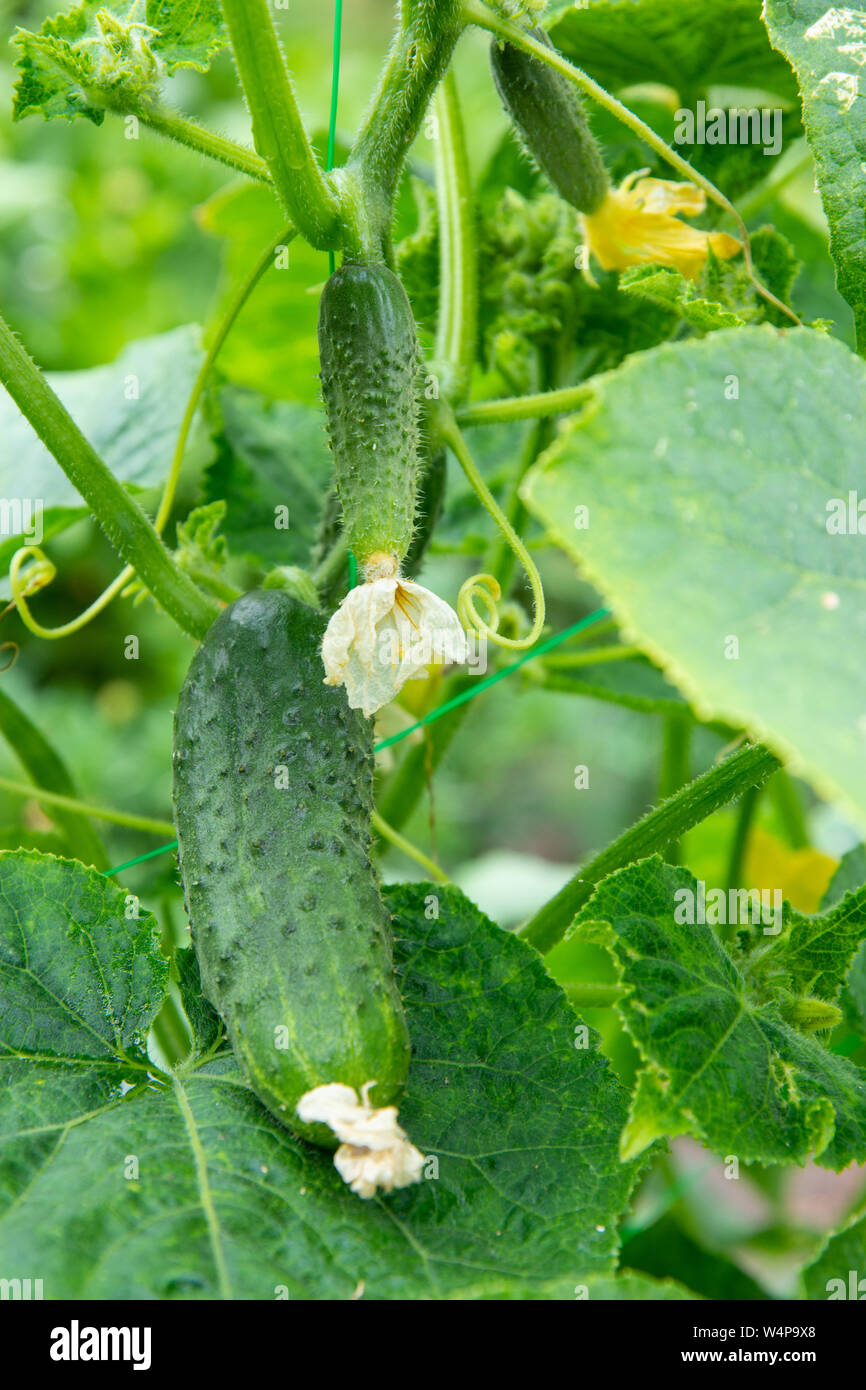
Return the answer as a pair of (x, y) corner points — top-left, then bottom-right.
(172, 590), (411, 1146)
(318, 261), (420, 570)
(490, 30), (609, 216)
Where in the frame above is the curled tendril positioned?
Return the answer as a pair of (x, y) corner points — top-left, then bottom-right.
(457, 572), (502, 636)
(441, 410), (545, 650)
(9, 545), (133, 640)
(0, 643), (19, 672)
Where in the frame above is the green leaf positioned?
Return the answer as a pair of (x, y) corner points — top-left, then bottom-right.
(0, 325), (208, 574)
(621, 266), (745, 331)
(0, 878), (640, 1298)
(621, 230), (801, 333)
(175, 947), (223, 1057)
(803, 1208), (866, 1299)
(145, 1), (226, 72)
(743, 883), (866, 1005)
(571, 856), (866, 1168)
(546, 0), (798, 100)
(13, 1), (226, 125)
(173, 499), (238, 601)
(205, 387), (333, 570)
(823, 845), (866, 907)
(763, 0), (866, 350)
(522, 326), (866, 830)
(0, 850), (167, 1064)
(822, 846), (866, 1039)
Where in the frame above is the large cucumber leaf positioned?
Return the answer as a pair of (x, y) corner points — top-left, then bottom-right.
(546, 0), (798, 99)
(0, 857), (643, 1299)
(763, 1), (866, 350)
(570, 855), (866, 1168)
(522, 326), (866, 829)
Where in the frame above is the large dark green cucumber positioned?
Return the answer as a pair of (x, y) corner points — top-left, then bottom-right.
(490, 29), (609, 215)
(318, 261), (420, 573)
(172, 589), (411, 1145)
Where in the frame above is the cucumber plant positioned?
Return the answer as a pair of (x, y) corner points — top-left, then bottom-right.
(0, 0), (865, 1306)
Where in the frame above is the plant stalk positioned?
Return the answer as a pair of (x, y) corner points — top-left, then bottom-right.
(221, 0), (342, 249)
(521, 744), (781, 954)
(434, 70), (478, 401)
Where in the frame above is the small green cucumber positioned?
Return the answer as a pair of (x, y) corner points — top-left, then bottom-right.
(318, 261), (420, 575)
(490, 29), (609, 215)
(172, 588), (411, 1145)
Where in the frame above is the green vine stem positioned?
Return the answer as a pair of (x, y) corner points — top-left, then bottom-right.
(371, 808), (449, 883)
(457, 381), (594, 426)
(8, 227), (292, 641)
(438, 407), (545, 649)
(102, 96), (272, 184)
(466, 1), (800, 326)
(0, 687), (107, 868)
(221, 0), (341, 250)
(0, 314), (219, 641)
(565, 982), (625, 1009)
(521, 743), (782, 953)
(344, 0), (466, 253)
(0, 775), (175, 838)
(434, 70), (478, 402)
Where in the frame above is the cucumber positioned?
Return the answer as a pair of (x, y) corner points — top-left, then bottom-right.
(318, 261), (420, 575)
(490, 29), (609, 215)
(172, 588), (411, 1146)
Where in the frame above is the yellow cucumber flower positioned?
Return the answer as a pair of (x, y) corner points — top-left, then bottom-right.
(581, 171), (741, 281)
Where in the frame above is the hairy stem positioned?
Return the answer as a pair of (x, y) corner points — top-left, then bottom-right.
(456, 381), (594, 426)
(521, 744), (781, 953)
(0, 315), (219, 640)
(434, 70), (478, 401)
(112, 98), (272, 183)
(565, 982), (624, 1009)
(346, 0), (465, 250)
(221, 0), (341, 249)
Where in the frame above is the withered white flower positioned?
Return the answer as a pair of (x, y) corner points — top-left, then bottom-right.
(296, 1081), (425, 1200)
(321, 554), (466, 717)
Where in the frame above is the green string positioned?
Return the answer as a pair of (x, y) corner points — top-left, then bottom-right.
(327, 0), (343, 275)
(100, 605), (610, 876)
